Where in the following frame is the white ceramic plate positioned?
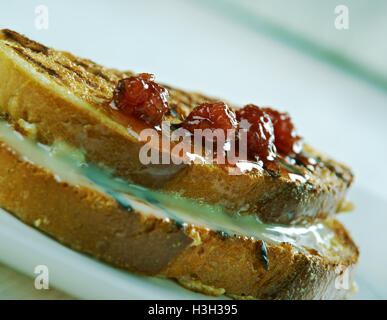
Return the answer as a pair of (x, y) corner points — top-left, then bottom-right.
(0, 0), (386, 299)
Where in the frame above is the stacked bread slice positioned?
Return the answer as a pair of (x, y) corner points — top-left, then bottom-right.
(0, 29), (358, 299)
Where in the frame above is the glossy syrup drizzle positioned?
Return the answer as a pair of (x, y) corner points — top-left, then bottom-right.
(0, 120), (339, 257)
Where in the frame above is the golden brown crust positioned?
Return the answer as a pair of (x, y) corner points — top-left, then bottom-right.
(0, 137), (358, 299)
(0, 29), (353, 225)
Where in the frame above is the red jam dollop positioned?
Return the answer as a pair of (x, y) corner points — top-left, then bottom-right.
(112, 73), (169, 126)
(111, 73), (302, 168)
(236, 104), (277, 162)
(182, 102), (238, 133)
(262, 107), (301, 155)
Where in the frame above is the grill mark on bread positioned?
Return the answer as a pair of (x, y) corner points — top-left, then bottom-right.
(57, 61), (99, 88)
(72, 59), (89, 69)
(2, 29), (49, 54)
(324, 162), (352, 185)
(2, 33), (115, 92)
(91, 69), (115, 83)
(65, 56), (118, 85)
(10, 46), (60, 78)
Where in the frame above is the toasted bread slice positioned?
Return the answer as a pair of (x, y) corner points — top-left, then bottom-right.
(0, 120), (358, 299)
(0, 29), (353, 225)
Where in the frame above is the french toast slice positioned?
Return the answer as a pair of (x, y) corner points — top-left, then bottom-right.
(0, 29), (353, 225)
(0, 120), (358, 299)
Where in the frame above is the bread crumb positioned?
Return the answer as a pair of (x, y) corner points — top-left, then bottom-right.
(189, 228), (201, 246)
(177, 278), (225, 296)
(227, 294), (256, 300)
(33, 218), (41, 227)
(16, 119), (37, 137)
(338, 201), (355, 213)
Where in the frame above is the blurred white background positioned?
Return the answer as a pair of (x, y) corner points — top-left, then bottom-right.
(0, 0), (386, 299)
